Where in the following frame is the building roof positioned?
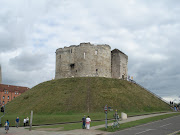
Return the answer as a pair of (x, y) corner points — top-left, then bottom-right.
(0, 84), (29, 93)
(111, 49), (128, 57)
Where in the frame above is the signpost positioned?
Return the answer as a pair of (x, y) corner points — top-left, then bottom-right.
(104, 105), (108, 129)
(115, 109), (118, 121)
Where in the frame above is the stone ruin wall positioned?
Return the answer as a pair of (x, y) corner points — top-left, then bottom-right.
(119, 51), (128, 80)
(55, 42), (128, 80)
(111, 49), (128, 79)
(55, 43), (111, 79)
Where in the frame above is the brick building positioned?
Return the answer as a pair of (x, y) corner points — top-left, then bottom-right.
(0, 84), (29, 106)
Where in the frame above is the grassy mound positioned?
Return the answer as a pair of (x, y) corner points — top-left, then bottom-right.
(5, 77), (170, 115)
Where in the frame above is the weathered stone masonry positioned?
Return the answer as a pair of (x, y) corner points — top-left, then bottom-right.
(55, 42), (128, 79)
(111, 49), (128, 79)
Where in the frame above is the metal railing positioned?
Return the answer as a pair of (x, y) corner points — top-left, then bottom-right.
(129, 79), (169, 105)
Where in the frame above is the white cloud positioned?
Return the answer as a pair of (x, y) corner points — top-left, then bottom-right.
(163, 95), (180, 104)
(0, 0), (179, 102)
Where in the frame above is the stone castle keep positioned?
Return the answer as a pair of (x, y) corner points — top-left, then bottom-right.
(55, 42), (128, 79)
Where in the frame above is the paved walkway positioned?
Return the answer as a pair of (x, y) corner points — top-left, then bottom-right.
(0, 112), (176, 135)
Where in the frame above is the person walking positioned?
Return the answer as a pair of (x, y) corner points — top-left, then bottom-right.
(15, 117), (20, 128)
(26, 117), (29, 126)
(5, 120), (9, 134)
(82, 115), (86, 129)
(86, 116), (91, 129)
(23, 118), (27, 127)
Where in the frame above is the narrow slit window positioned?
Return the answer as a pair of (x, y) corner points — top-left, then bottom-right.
(84, 52), (86, 59)
(96, 69), (98, 74)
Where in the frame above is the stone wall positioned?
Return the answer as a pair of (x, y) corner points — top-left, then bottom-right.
(119, 51), (128, 79)
(55, 43), (128, 80)
(111, 49), (120, 78)
(111, 49), (128, 79)
(55, 42), (111, 79)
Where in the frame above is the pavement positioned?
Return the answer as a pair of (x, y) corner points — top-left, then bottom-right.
(0, 112), (178, 135)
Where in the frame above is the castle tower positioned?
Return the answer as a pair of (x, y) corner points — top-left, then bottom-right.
(55, 42), (111, 79)
(111, 49), (128, 80)
(55, 42), (128, 80)
(0, 65), (2, 84)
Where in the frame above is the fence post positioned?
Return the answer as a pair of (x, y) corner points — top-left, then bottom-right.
(29, 110), (33, 131)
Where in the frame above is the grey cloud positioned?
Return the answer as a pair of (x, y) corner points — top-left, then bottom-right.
(80, 0), (180, 31)
(9, 51), (48, 71)
(0, 0), (56, 52)
(0, 0), (180, 101)
(0, 30), (14, 52)
(2, 62), (54, 88)
(128, 52), (180, 98)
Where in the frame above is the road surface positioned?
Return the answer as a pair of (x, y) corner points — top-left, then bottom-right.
(108, 115), (180, 135)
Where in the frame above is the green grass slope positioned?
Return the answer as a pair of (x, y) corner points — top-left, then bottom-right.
(5, 77), (170, 115)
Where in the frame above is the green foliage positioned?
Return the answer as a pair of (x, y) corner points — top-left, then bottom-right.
(0, 111), (167, 126)
(5, 77), (171, 115)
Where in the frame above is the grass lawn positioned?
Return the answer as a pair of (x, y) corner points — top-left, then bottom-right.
(99, 113), (180, 132)
(0, 112), (115, 127)
(31, 120), (114, 131)
(0, 111), (168, 127)
(5, 78), (171, 115)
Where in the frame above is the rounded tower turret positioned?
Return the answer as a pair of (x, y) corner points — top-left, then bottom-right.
(55, 42), (111, 79)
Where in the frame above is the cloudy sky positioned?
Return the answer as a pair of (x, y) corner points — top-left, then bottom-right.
(0, 0), (179, 103)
